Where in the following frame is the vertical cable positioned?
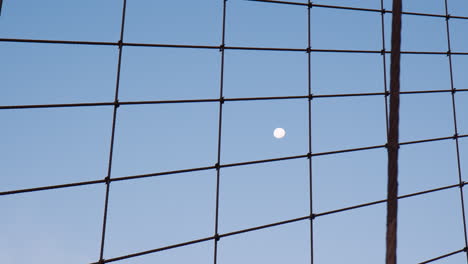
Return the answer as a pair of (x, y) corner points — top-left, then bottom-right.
(380, 0), (390, 135)
(443, 0), (468, 261)
(386, 0), (402, 263)
(0, 0), (3, 16)
(379, 1), (395, 260)
(98, 0), (127, 262)
(306, 1), (314, 264)
(213, 0), (228, 263)
(379, 5), (395, 262)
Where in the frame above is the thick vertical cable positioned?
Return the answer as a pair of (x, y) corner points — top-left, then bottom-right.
(306, 1), (314, 264)
(0, 0), (3, 16)
(213, 0), (228, 263)
(443, 0), (468, 261)
(386, 0), (402, 263)
(98, 0), (127, 262)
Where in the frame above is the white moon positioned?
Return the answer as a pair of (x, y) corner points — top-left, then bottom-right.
(273, 128), (286, 139)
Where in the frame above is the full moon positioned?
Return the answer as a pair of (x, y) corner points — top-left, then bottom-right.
(273, 128), (286, 139)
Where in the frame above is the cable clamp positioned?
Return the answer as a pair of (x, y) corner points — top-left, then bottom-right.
(381, 8), (386, 14)
(215, 163), (220, 170)
(310, 214), (316, 220)
(306, 47), (312, 54)
(384, 143), (400, 149)
(308, 2), (313, 8)
(104, 176), (111, 184)
(447, 50), (451, 56)
(307, 152), (312, 159)
(308, 93), (313, 101)
(117, 40), (123, 49)
(220, 96), (225, 104)
(219, 44), (225, 52)
(380, 49), (385, 55)
(385, 91), (390, 97)
(214, 233), (220, 241)
(453, 133), (458, 139)
(446, 14), (451, 21)
(114, 100), (120, 108)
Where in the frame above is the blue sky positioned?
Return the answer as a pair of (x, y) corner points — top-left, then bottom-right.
(1, 0), (468, 263)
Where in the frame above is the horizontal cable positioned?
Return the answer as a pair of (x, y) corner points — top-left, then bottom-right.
(90, 215), (311, 264)
(249, 0), (468, 20)
(112, 165), (217, 182)
(2, 134), (466, 197)
(0, 38), (117, 46)
(2, 38), (468, 56)
(400, 135), (456, 145)
(2, 88), (468, 111)
(219, 215), (310, 238)
(220, 154), (308, 168)
(227, 45), (307, 52)
(315, 182), (465, 217)
(418, 248), (467, 264)
(0, 0), (466, 23)
(0, 102), (115, 110)
(401, 88), (468, 95)
(0, 179), (106, 196)
(90, 182), (466, 263)
(312, 144), (385, 156)
(247, 0), (308, 6)
(94, 236), (216, 264)
(0, 38), (220, 49)
(0, 165), (216, 196)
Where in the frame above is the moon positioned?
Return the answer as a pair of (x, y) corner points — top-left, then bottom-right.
(273, 128), (286, 139)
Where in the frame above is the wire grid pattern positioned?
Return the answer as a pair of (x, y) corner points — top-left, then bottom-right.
(1, 0), (468, 263)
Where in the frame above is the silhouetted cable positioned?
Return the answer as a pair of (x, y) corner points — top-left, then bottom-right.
(379, 0), (390, 135)
(248, 0), (468, 20)
(386, 0), (402, 263)
(213, 1), (228, 263)
(0, 166), (216, 196)
(4, 36), (468, 55)
(88, 181), (466, 264)
(316, 182), (465, 218)
(90, 215), (312, 264)
(2, 88), (468, 110)
(3, 134), (467, 198)
(417, 248), (467, 264)
(98, 0), (127, 262)
(307, 1), (315, 263)
(247, 0), (306, 6)
(0, 179), (106, 196)
(443, 0), (468, 261)
(2, 1), (468, 262)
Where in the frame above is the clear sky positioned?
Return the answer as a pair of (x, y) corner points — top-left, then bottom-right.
(1, 0), (468, 263)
